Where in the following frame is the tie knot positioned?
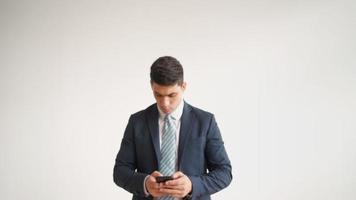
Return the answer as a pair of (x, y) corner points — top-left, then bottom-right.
(164, 114), (175, 122)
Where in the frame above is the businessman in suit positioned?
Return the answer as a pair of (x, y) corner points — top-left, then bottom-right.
(113, 56), (232, 200)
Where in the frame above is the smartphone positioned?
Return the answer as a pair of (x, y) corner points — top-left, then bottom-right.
(156, 176), (173, 183)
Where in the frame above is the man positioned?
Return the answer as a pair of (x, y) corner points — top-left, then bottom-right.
(113, 56), (232, 200)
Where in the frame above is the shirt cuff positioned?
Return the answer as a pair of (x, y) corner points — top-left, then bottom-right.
(143, 175), (150, 197)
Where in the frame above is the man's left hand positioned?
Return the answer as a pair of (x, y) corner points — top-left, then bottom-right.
(159, 171), (192, 198)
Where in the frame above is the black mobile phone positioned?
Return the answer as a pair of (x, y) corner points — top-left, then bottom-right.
(156, 176), (173, 183)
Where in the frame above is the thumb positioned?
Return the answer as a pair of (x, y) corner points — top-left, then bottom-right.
(151, 171), (163, 177)
(172, 171), (184, 179)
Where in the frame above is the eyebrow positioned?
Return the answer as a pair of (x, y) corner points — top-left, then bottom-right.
(154, 91), (177, 97)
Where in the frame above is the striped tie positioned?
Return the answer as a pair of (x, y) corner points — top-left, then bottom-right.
(158, 115), (176, 200)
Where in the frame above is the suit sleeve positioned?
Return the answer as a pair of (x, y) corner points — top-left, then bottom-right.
(189, 115), (233, 198)
(113, 115), (148, 197)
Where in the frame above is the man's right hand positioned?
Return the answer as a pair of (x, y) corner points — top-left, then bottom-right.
(145, 171), (166, 197)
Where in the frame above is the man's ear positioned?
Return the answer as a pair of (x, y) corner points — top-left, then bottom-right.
(150, 80), (154, 89)
(181, 82), (187, 91)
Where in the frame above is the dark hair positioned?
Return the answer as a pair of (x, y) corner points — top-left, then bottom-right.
(150, 56), (184, 86)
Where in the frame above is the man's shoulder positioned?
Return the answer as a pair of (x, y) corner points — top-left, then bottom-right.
(129, 103), (157, 120)
(185, 102), (214, 119)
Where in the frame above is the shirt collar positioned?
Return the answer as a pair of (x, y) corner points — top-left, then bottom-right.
(157, 99), (184, 121)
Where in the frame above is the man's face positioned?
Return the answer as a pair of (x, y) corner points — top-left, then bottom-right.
(151, 82), (186, 114)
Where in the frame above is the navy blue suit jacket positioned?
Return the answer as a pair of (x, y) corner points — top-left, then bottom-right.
(113, 102), (232, 200)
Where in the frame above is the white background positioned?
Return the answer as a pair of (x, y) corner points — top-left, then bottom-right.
(1, 0), (355, 199)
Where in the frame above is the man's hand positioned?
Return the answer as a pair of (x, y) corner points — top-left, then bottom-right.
(145, 171), (166, 197)
(159, 171), (192, 198)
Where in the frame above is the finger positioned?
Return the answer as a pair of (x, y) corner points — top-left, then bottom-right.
(161, 184), (185, 190)
(151, 171), (163, 177)
(159, 187), (183, 196)
(166, 173), (189, 186)
(147, 175), (158, 185)
(165, 177), (185, 186)
(148, 175), (156, 181)
(171, 171), (184, 179)
(150, 189), (166, 198)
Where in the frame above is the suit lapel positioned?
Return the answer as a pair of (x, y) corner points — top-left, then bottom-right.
(178, 102), (193, 169)
(146, 105), (161, 168)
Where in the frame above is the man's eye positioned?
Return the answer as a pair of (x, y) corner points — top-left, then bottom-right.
(169, 94), (176, 97)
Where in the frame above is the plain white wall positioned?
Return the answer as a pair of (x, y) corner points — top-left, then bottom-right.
(1, 0), (355, 199)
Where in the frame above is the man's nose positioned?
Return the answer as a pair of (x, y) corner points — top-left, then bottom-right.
(162, 97), (170, 107)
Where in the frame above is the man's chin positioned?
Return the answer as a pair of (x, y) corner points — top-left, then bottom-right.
(161, 108), (171, 114)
